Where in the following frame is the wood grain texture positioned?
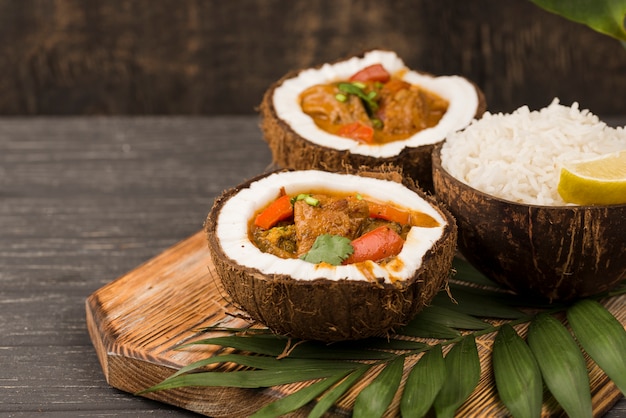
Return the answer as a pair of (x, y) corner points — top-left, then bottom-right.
(0, 117), (270, 416)
(0, 0), (624, 115)
(85, 229), (626, 417)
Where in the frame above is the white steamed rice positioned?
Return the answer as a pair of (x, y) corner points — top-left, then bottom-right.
(440, 98), (626, 205)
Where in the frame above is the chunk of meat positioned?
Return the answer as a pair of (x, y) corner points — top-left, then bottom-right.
(300, 84), (371, 126)
(293, 194), (369, 255)
(376, 80), (428, 135)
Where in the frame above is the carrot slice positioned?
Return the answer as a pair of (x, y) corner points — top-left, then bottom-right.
(367, 201), (411, 225)
(254, 194), (293, 230)
(344, 226), (405, 264)
(367, 200), (440, 227)
(337, 121), (375, 143)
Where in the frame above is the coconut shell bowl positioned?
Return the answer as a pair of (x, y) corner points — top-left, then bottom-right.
(205, 169), (458, 342)
(432, 143), (626, 302)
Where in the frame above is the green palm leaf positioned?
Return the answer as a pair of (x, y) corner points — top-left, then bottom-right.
(188, 335), (393, 360)
(400, 345), (446, 418)
(452, 257), (500, 287)
(314, 337), (428, 353)
(141, 367), (348, 392)
(413, 305), (492, 330)
(250, 370), (351, 418)
(145, 353), (358, 391)
(353, 356), (405, 417)
(527, 313), (592, 418)
(346, 338), (430, 352)
(567, 299), (626, 395)
(308, 365), (370, 418)
(433, 335), (481, 418)
(399, 318), (461, 339)
(434, 287), (525, 319)
(492, 324), (543, 418)
(183, 335), (291, 356)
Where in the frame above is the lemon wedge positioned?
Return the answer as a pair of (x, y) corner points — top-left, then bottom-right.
(558, 150), (626, 205)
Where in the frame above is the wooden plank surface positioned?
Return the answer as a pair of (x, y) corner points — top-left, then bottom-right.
(0, 117), (270, 417)
(0, 116), (624, 417)
(0, 0), (624, 116)
(86, 229), (626, 417)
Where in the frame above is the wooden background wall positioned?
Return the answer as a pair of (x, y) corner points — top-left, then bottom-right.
(0, 0), (624, 116)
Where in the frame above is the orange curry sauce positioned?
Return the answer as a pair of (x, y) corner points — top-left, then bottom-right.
(299, 65), (449, 145)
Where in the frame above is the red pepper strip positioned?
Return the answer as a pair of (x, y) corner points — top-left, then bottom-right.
(367, 201), (411, 225)
(337, 121), (375, 143)
(349, 63), (391, 83)
(254, 194), (293, 229)
(343, 226), (405, 264)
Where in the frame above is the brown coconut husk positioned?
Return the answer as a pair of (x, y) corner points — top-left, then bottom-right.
(259, 50), (487, 193)
(204, 170), (457, 342)
(432, 143), (626, 302)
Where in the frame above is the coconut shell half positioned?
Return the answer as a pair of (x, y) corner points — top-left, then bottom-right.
(432, 143), (626, 301)
(204, 169), (457, 342)
(260, 49), (487, 193)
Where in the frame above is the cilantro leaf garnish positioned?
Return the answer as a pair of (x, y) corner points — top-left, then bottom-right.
(299, 234), (354, 265)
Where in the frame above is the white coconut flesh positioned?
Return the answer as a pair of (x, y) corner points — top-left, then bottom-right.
(216, 170), (447, 284)
(272, 49), (480, 158)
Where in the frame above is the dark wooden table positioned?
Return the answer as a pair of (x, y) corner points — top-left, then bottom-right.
(1, 116), (624, 417)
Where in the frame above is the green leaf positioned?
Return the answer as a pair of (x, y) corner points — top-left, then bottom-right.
(337, 82), (380, 114)
(353, 356), (405, 417)
(527, 313), (592, 418)
(299, 234), (353, 265)
(309, 366), (370, 418)
(162, 353), (356, 382)
(186, 335), (394, 360)
(411, 305), (492, 330)
(182, 335), (289, 356)
(401, 345), (446, 418)
(492, 324), (543, 418)
(434, 287), (525, 319)
(399, 316), (461, 339)
(289, 340), (395, 360)
(351, 337), (429, 351)
(567, 299), (626, 395)
(452, 257), (500, 287)
(141, 367), (345, 392)
(250, 371), (350, 418)
(433, 335), (481, 418)
(530, 0), (626, 41)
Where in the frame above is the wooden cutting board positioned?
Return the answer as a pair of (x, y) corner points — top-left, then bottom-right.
(86, 230), (625, 417)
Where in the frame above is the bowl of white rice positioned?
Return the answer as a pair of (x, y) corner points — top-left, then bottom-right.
(432, 99), (626, 301)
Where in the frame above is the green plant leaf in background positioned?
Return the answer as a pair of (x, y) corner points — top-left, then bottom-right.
(353, 356), (405, 418)
(401, 345), (446, 418)
(433, 335), (481, 418)
(492, 324), (543, 418)
(530, 0), (626, 41)
(527, 313), (592, 418)
(567, 299), (626, 395)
